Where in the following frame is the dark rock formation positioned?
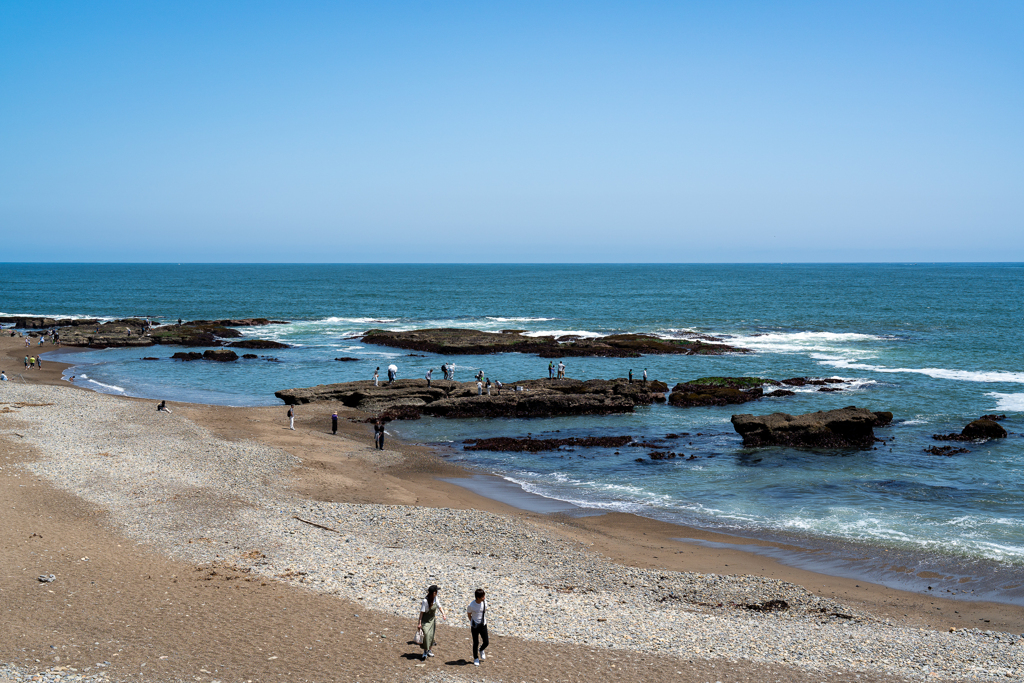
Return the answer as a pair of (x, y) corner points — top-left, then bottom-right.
(361, 328), (747, 358)
(203, 349), (238, 362)
(334, 357), (361, 362)
(781, 378), (845, 387)
(0, 316), (99, 329)
(141, 357), (160, 361)
(463, 435), (633, 452)
(56, 319), (153, 348)
(981, 414), (1007, 422)
(924, 445), (970, 456)
(172, 352), (203, 361)
(731, 407), (883, 448)
(227, 339), (290, 349)
(669, 377), (768, 407)
(275, 376), (666, 419)
(764, 389), (796, 398)
(933, 418), (1008, 442)
(242, 353), (258, 359)
(649, 451), (679, 460)
(873, 411), (893, 427)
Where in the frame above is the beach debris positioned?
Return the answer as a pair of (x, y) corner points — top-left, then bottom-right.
(743, 599), (789, 612)
(37, 574), (55, 583)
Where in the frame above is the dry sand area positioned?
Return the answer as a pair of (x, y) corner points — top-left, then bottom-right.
(1, 334), (1023, 683)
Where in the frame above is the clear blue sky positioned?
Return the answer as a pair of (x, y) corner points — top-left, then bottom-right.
(2, 1), (1021, 262)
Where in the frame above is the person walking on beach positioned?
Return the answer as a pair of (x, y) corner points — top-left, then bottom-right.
(36, 357), (42, 369)
(287, 406), (295, 430)
(373, 367), (379, 386)
(643, 368), (648, 386)
(24, 356), (28, 370)
(467, 588), (489, 666)
(425, 368), (432, 387)
(331, 411), (338, 435)
(416, 585), (447, 660)
(374, 420), (385, 450)
(29, 356), (35, 369)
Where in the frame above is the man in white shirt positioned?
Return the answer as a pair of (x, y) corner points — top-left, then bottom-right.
(467, 588), (489, 665)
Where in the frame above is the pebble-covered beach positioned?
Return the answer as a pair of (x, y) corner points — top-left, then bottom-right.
(2, 384), (1023, 682)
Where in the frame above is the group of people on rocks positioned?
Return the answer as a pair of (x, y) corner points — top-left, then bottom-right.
(415, 585), (490, 666)
(547, 360), (567, 379)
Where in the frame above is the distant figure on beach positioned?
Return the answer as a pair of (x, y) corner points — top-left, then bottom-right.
(1, 371), (8, 381)
(425, 368), (432, 387)
(494, 380), (502, 395)
(417, 584), (447, 661)
(177, 318), (182, 325)
(485, 378), (491, 395)
(157, 400), (172, 413)
(373, 367), (379, 386)
(288, 407), (295, 430)
(373, 420), (385, 450)
(38, 336), (43, 346)
(68, 375), (75, 382)
(467, 588), (489, 666)
(36, 356), (42, 369)
(331, 411), (338, 435)
(628, 369), (633, 383)
(29, 356), (35, 369)
(24, 356), (28, 369)
(643, 368), (648, 385)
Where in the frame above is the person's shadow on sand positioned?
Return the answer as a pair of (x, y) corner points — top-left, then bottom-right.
(445, 659), (472, 666)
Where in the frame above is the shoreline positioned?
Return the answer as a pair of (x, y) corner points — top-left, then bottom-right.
(9, 332), (1024, 623)
(3, 332), (1024, 682)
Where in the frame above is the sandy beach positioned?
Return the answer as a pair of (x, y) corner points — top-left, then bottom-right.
(1, 333), (1023, 683)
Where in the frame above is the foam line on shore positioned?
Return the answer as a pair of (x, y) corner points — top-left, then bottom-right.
(818, 358), (1024, 384)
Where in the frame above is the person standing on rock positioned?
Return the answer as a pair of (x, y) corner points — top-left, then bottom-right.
(373, 367), (379, 386)
(467, 588), (489, 666)
(417, 584), (446, 661)
(485, 378), (491, 395)
(494, 380), (502, 395)
(441, 363), (448, 380)
(628, 369), (633, 384)
(476, 370), (484, 383)
(287, 406), (295, 430)
(548, 361), (553, 379)
(331, 411), (338, 435)
(643, 368), (648, 386)
(477, 380), (483, 395)
(557, 361), (565, 379)
(425, 368), (432, 387)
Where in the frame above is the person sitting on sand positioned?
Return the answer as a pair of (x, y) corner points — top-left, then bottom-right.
(157, 400), (172, 413)
(1, 371), (8, 381)
(417, 584), (447, 661)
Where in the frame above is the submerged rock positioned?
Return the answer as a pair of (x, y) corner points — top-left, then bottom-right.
(227, 339), (290, 349)
(731, 406), (883, 448)
(203, 349), (238, 362)
(933, 418), (1007, 442)
(361, 328), (746, 358)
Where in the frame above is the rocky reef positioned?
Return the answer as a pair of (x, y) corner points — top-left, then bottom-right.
(730, 407), (890, 448)
(0, 316), (99, 329)
(227, 339), (290, 349)
(56, 318), (284, 349)
(933, 418), (1007, 442)
(360, 328), (746, 358)
(275, 377), (667, 419)
(668, 377), (855, 408)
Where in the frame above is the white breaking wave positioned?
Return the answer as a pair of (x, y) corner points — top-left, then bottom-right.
(729, 331), (889, 355)
(522, 329), (605, 339)
(85, 378), (126, 393)
(317, 317), (400, 324)
(987, 392), (1024, 411)
(485, 317), (556, 323)
(818, 358), (1024, 384)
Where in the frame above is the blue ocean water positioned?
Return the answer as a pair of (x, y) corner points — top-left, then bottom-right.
(3, 263), (1023, 598)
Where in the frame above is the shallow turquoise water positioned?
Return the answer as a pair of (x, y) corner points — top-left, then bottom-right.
(3, 263), (1023, 597)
